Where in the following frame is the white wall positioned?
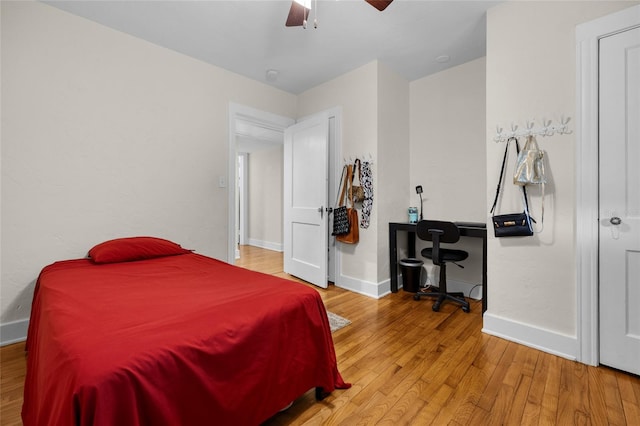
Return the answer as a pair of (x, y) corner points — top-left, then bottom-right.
(247, 147), (283, 250)
(410, 58), (486, 222)
(297, 62), (381, 294)
(0, 1), (296, 340)
(409, 58), (486, 292)
(484, 1), (636, 359)
(376, 62), (410, 282)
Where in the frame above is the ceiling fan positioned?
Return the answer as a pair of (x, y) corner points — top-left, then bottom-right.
(286, 0), (394, 27)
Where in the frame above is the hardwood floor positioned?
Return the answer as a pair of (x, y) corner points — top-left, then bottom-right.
(1, 342), (25, 426)
(2, 245), (639, 425)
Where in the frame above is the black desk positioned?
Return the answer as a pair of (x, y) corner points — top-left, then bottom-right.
(389, 222), (487, 313)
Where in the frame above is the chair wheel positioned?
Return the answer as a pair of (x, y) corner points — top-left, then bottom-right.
(462, 306), (470, 313)
(432, 303), (440, 312)
(413, 294), (421, 301)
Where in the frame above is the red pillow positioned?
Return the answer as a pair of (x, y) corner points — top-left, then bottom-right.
(88, 237), (192, 264)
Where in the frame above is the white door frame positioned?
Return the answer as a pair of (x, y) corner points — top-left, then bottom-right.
(575, 5), (640, 366)
(238, 152), (249, 248)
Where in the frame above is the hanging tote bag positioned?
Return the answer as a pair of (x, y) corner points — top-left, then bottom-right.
(336, 164), (360, 244)
(490, 138), (535, 237)
(331, 165), (350, 236)
(513, 135), (546, 230)
(514, 135), (546, 185)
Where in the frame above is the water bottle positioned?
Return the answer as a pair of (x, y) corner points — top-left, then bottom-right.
(408, 207), (418, 223)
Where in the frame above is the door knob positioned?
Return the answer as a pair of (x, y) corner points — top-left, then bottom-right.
(318, 206), (323, 218)
(610, 217), (622, 225)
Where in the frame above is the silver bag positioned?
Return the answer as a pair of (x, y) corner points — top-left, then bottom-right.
(513, 135), (545, 232)
(513, 135), (546, 185)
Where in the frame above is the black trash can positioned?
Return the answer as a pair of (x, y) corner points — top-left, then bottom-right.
(399, 258), (423, 293)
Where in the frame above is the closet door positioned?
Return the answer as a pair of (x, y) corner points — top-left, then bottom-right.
(599, 26), (640, 376)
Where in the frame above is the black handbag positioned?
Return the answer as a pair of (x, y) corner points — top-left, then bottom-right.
(492, 212), (533, 237)
(332, 207), (349, 236)
(332, 165), (350, 236)
(490, 138), (534, 237)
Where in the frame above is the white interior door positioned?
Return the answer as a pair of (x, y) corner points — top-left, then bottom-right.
(283, 116), (329, 288)
(599, 26), (640, 376)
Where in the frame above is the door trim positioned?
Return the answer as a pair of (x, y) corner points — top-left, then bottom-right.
(575, 5), (640, 366)
(238, 152), (248, 248)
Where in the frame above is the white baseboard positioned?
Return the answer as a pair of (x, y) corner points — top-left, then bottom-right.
(337, 274), (389, 299)
(1, 319), (29, 346)
(482, 312), (577, 361)
(247, 239), (282, 252)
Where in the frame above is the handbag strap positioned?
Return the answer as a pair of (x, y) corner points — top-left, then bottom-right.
(336, 165), (348, 207)
(528, 135), (545, 230)
(345, 164), (355, 207)
(353, 158), (362, 184)
(490, 137), (532, 215)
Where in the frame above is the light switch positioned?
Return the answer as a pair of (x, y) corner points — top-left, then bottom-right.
(218, 176), (227, 188)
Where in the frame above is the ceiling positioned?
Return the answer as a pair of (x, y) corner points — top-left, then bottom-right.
(45, 0), (500, 95)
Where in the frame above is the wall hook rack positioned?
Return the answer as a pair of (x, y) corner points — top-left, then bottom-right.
(343, 154), (374, 165)
(494, 116), (572, 142)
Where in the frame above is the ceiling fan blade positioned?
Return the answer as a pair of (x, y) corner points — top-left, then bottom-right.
(285, 1), (310, 27)
(365, 0), (394, 11)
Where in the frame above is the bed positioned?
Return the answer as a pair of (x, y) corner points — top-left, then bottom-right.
(22, 237), (349, 426)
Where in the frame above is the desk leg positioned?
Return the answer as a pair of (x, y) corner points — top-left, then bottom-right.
(389, 226), (398, 293)
(408, 232), (416, 258)
(482, 234), (487, 313)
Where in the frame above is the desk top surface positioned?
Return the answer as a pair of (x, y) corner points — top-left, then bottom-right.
(454, 221), (487, 229)
(390, 221), (486, 229)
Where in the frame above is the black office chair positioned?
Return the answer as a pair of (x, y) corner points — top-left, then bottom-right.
(414, 220), (470, 313)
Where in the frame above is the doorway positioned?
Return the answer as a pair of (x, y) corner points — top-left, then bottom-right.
(227, 104), (294, 263)
(227, 104), (342, 287)
(576, 5), (640, 370)
(236, 131), (285, 254)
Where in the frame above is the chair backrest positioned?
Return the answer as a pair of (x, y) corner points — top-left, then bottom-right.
(416, 220), (460, 244)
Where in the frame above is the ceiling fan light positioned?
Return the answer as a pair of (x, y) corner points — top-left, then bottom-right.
(286, 0), (311, 27)
(293, 0), (312, 9)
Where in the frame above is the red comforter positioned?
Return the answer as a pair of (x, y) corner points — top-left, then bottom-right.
(23, 253), (348, 425)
